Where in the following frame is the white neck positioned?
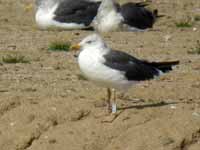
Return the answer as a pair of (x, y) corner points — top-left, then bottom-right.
(83, 43), (109, 55)
(36, 0), (59, 9)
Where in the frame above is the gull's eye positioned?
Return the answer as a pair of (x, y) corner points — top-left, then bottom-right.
(86, 40), (93, 44)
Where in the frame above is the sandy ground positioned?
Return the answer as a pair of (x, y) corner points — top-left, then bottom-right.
(0, 0), (200, 150)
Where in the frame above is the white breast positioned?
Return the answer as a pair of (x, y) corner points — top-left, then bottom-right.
(93, 11), (124, 32)
(78, 49), (135, 90)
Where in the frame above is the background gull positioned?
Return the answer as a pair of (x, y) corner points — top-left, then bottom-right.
(70, 34), (179, 117)
(35, 0), (161, 31)
(93, 0), (161, 32)
(35, 0), (101, 30)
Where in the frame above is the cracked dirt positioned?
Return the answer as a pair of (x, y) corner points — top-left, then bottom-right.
(0, 0), (200, 150)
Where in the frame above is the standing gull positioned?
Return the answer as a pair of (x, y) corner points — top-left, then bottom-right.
(35, 0), (101, 30)
(71, 34), (179, 114)
(93, 0), (161, 32)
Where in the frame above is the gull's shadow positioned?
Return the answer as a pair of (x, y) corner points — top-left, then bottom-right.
(118, 101), (178, 110)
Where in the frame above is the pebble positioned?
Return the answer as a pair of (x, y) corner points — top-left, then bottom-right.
(170, 105), (176, 109)
(10, 122), (15, 126)
(193, 27), (197, 31)
(164, 35), (172, 42)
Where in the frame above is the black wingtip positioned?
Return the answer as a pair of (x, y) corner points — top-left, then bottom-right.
(153, 9), (165, 18)
(145, 60), (179, 73)
(135, 1), (150, 7)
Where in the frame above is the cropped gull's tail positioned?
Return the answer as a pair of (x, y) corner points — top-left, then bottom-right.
(145, 60), (180, 73)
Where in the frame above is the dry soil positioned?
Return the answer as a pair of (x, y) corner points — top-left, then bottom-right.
(0, 0), (200, 150)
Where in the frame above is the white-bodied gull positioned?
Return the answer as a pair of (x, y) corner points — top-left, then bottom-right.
(93, 0), (161, 32)
(71, 34), (179, 114)
(35, 0), (101, 30)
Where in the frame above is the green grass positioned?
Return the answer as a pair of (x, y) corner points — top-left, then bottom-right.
(175, 21), (193, 28)
(2, 54), (30, 64)
(188, 40), (200, 54)
(48, 41), (71, 52)
(194, 15), (200, 22)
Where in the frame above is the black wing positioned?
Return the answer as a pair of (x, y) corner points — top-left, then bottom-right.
(103, 50), (160, 81)
(120, 2), (157, 29)
(54, 0), (101, 26)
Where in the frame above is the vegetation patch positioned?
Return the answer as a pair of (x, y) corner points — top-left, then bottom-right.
(2, 54), (30, 64)
(48, 41), (71, 52)
(175, 21), (193, 28)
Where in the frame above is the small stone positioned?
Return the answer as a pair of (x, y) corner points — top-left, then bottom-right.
(10, 122), (15, 126)
(193, 27), (197, 31)
(164, 35), (172, 42)
(51, 107), (57, 111)
(170, 105), (176, 109)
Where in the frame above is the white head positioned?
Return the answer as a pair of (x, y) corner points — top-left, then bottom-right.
(80, 34), (105, 49)
(71, 34), (109, 54)
(92, 0), (123, 32)
(98, 0), (119, 12)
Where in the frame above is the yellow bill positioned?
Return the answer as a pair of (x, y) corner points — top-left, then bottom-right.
(70, 44), (81, 51)
(25, 4), (33, 12)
